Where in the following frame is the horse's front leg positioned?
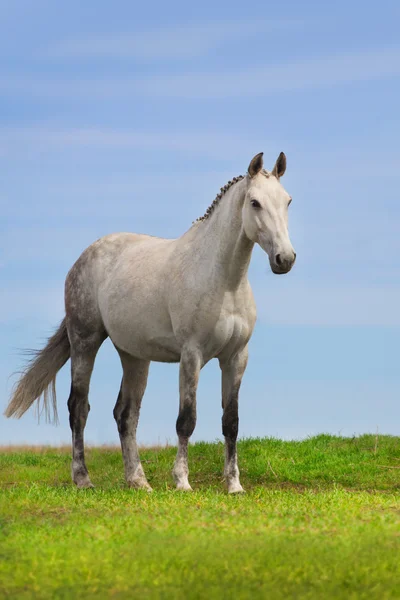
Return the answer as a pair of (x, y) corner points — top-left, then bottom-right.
(172, 347), (201, 491)
(219, 346), (248, 493)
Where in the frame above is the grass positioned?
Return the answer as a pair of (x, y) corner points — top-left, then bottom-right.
(0, 434), (399, 599)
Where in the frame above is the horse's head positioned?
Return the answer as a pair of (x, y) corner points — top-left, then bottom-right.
(242, 152), (296, 275)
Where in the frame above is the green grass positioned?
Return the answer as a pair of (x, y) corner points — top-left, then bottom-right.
(0, 434), (399, 599)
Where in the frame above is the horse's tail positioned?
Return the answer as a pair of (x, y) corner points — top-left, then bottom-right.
(4, 318), (70, 425)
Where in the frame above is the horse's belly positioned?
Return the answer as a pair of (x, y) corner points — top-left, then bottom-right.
(100, 294), (181, 362)
(107, 319), (181, 362)
(119, 333), (181, 362)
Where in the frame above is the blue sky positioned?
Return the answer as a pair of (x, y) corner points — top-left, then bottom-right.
(1, 0), (399, 445)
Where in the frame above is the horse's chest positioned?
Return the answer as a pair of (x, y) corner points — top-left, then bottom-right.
(204, 311), (253, 362)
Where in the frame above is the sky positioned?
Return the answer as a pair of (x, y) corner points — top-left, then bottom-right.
(1, 0), (400, 446)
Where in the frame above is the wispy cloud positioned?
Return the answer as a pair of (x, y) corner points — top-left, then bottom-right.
(0, 126), (258, 159)
(47, 19), (306, 61)
(2, 46), (400, 99)
(2, 124), (400, 181)
(130, 46), (400, 98)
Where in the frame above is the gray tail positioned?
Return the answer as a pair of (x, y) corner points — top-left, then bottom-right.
(4, 318), (70, 425)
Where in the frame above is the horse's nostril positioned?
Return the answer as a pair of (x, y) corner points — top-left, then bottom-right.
(293, 252), (297, 261)
(275, 254), (282, 266)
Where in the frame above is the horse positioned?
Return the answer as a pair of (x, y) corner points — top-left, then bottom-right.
(4, 151), (296, 493)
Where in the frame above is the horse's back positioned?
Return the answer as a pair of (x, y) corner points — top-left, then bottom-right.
(65, 232), (173, 326)
(68, 232), (174, 281)
(86, 232), (172, 266)
(65, 232), (181, 360)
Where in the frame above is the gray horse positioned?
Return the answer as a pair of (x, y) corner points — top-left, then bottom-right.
(5, 152), (296, 493)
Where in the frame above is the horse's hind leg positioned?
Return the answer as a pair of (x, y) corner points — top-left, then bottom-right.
(113, 350), (152, 491)
(67, 331), (105, 488)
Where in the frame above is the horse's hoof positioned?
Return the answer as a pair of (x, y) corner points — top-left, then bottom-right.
(176, 482), (193, 491)
(76, 480), (95, 489)
(128, 479), (153, 492)
(227, 482), (245, 494)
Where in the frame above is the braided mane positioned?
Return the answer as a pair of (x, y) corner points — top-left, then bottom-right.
(193, 169), (270, 224)
(193, 175), (245, 223)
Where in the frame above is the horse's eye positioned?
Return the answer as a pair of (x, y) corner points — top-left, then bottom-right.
(250, 199), (261, 208)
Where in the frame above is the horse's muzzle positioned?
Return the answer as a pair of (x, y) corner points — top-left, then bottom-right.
(271, 251), (296, 274)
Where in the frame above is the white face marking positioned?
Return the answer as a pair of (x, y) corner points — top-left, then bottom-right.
(242, 173), (296, 274)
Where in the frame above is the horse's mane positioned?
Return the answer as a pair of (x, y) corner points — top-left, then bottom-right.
(194, 170), (270, 224)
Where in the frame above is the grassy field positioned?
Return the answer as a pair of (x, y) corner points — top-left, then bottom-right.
(0, 434), (399, 599)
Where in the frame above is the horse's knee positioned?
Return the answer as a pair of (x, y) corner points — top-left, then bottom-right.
(222, 401), (239, 440)
(176, 404), (196, 438)
(68, 386), (90, 430)
(116, 407), (132, 436)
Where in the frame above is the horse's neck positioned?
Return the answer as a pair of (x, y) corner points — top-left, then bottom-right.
(189, 180), (254, 289)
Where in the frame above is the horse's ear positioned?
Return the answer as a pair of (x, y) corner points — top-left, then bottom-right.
(248, 152), (264, 178)
(271, 152), (287, 179)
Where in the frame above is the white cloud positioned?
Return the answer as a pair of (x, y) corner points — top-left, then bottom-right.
(2, 46), (400, 99)
(0, 125), (259, 160)
(47, 19), (306, 61)
(131, 46), (400, 99)
(2, 124), (400, 178)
